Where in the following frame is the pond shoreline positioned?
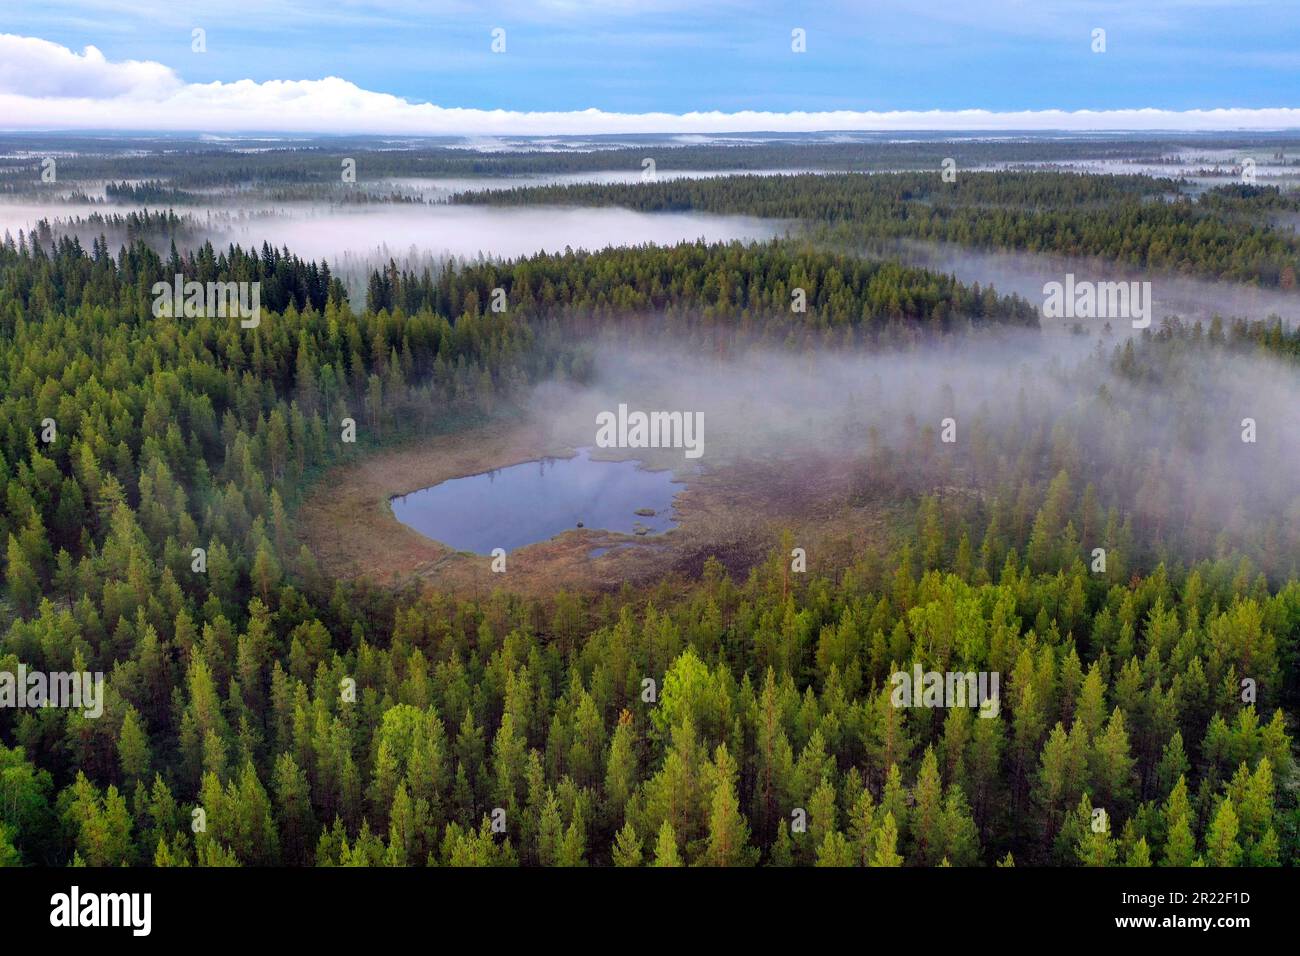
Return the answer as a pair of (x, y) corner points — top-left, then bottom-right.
(388, 446), (684, 554)
(297, 420), (891, 596)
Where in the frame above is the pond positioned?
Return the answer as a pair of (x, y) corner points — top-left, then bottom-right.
(389, 447), (682, 554)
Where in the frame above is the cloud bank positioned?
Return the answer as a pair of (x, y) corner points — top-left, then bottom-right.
(1, 33), (1298, 135)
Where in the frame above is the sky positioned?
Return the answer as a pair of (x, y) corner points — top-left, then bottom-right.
(1, 0), (1299, 133)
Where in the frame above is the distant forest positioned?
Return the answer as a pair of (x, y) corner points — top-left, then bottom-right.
(457, 172), (1300, 287)
(2, 135), (1299, 189)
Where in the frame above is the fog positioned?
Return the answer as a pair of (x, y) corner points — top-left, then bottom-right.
(9, 187), (1294, 329)
(530, 330), (1300, 572)
(377, 168), (816, 200)
(4, 168), (1297, 573)
(219, 203), (781, 264)
(0, 201), (107, 237)
(0, 195), (781, 277)
(875, 239), (1300, 328)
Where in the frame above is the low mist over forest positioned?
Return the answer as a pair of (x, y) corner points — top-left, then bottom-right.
(0, 130), (1297, 883)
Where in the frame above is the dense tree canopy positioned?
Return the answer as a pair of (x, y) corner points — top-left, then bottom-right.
(0, 220), (1296, 870)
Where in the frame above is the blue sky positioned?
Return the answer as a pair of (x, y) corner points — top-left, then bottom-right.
(1, 1), (1298, 133)
(5, 0), (1298, 114)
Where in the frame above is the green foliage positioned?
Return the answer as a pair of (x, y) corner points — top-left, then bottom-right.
(0, 228), (1295, 869)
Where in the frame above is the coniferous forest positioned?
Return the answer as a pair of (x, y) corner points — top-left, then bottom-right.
(2, 23), (1300, 942)
(1, 166), (1297, 871)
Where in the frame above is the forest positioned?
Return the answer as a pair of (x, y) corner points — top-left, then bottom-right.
(6, 134), (1285, 189)
(457, 172), (1300, 287)
(0, 211), (1296, 869)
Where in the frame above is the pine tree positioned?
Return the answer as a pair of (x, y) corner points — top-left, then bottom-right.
(1124, 837), (1152, 867)
(1161, 777), (1197, 867)
(652, 820), (682, 867)
(118, 707), (152, 785)
(558, 808), (587, 867)
(1205, 798), (1242, 867)
(768, 819), (794, 866)
(911, 747), (946, 865)
(1074, 798), (1117, 868)
(611, 822), (643, 867)
(703, 744), (754, 867)
(4, 534), (39, 614)
(816, 830), (855, 867)
(870, 812), (904, 867)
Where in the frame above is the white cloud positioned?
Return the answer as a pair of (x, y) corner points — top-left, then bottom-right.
(0, 33), (1297, 134)
(0, 34), (180, 98)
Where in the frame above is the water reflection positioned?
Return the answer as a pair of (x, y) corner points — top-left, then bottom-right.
(390, 447), (682, 554)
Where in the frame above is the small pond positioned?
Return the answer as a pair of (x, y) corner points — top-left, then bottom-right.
(390, 447), (681, 554)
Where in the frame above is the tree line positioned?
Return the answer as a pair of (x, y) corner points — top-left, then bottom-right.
(457, 172), (1300, 288)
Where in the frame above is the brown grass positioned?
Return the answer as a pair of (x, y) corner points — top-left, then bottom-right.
(298, 422), (890, 597)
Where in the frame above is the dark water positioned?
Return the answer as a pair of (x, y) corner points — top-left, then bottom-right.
(390, 447), (681, 554)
